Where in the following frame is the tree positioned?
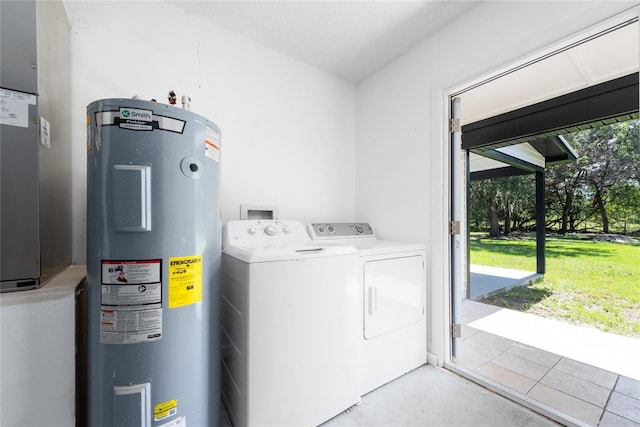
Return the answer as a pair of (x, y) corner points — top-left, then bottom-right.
(562, 121), (639, 233)
(470, 179), (501, 237)
(498, 174), (535, 233)
(471, 120), (639, 235)
(609, 183), (640, 232)
(545, 162), (584, 233)
(470, 174), (535, 237)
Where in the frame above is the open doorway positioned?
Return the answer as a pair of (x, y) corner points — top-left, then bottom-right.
(448, 17), (639, 426)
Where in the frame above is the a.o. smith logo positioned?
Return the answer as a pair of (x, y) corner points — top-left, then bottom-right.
(120, 108), (152, 122)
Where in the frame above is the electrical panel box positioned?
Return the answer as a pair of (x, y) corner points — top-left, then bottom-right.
(1, 0), (72, 292)
(1, 0), (40, 291)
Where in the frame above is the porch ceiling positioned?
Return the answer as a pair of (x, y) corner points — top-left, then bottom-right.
(466, 72), (638, 180)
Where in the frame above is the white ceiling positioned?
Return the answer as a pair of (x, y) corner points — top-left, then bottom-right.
(168, 0), (480, 83)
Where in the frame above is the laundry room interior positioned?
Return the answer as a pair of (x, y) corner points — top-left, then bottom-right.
(1, 1), (638, 426)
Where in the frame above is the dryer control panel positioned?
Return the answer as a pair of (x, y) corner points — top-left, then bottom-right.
(308, 223), (375, 239)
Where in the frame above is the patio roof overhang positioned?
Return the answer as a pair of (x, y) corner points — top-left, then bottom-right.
(464, 72), (639, 181)
(469, 135), (577, 181)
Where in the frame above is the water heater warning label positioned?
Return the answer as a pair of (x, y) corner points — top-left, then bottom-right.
(102, 260), (161, 284)
(100, 306), (162, 344)
(154, 399), (178, 421)
(169, 255), (202, 308)
(100, 259), (163, 344)
(204, 126), (220, 162)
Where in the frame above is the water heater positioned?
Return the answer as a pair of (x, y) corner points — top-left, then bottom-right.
(86, 98), (221, 426)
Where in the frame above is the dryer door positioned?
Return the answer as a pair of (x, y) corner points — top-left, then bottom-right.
(363, 255), (425, 339)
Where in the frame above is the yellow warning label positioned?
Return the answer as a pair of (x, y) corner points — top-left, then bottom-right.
(155, 399), (177, 414)
(168, 255), (202, 309)
(154, 399), (178, 421)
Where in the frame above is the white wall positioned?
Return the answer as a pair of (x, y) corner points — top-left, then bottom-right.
(355, 1), (638, 363)
(65, 1), (357, 264)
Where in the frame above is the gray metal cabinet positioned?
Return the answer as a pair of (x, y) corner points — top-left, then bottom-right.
(1, 1), (38, 94)
(1, 0), (40, 291)
(0, 104), (41, 288)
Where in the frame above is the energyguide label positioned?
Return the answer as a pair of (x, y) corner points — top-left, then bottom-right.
(168, 255), (203, 308)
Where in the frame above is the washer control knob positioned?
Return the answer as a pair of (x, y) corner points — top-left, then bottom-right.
(317, 226), (326, 234)
(264, 224), (277, 236)
(327, 225), (335, 234)
(354, 224), (364, 234)
(282, 225), (291, 234)
(248, 226), (257, 235)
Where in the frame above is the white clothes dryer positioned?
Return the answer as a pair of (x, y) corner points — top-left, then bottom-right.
(308, 222), (427, 395)
(221, 220), (360, 427)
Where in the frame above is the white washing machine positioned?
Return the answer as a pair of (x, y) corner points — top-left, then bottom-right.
(308, 222), (427, 395)
(220, 220), (360, 427)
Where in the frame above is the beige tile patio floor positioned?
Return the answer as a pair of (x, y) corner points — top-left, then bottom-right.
(454, 299), (640, 426)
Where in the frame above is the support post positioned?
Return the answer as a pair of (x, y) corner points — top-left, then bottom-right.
(536, 171), (546, 274)
(466, 150), (471, 300)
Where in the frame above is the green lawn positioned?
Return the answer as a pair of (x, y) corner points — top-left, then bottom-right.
(470, 233), (640, 337)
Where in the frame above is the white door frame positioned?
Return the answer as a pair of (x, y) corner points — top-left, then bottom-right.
(439, 7), (639, 368)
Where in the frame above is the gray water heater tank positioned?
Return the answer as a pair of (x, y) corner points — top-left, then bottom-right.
(86, 98), (221, 426)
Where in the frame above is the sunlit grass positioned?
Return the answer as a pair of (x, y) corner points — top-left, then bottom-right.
(470, 234), (640, 337)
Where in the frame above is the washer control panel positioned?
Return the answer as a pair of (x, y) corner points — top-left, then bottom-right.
(308, 223), (375, 239)
(224, 220), (308, 248)
(248, 222), (291, 236)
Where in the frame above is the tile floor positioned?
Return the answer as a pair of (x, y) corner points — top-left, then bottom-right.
(322, 365), (559, 426)
(456, 299), (640, 426)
